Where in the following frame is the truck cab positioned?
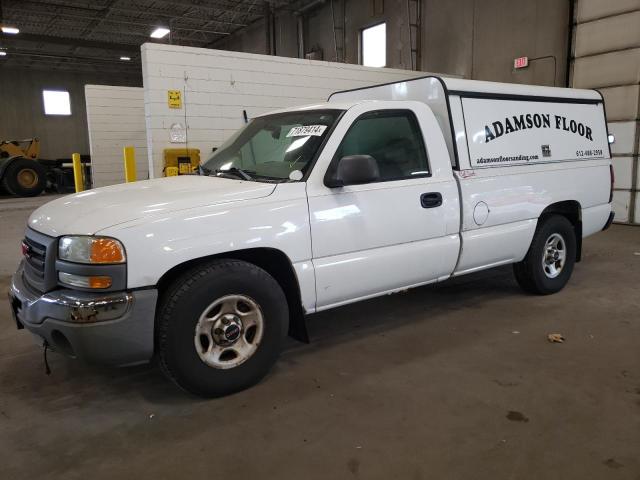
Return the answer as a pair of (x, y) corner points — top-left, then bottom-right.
(9, 77), (614, 397)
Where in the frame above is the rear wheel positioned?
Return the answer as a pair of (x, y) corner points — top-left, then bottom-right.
(513, 215), (576, 295)
(157, 259), (289, 397)
(2, 158), (46, 197)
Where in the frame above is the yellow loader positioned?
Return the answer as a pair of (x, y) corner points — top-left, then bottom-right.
(0, 138), (47, 197)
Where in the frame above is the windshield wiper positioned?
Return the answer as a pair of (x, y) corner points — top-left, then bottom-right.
(213, 167), (254, 181)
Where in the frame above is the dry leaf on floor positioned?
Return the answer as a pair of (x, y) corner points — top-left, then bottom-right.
(547, 333), (565, 343)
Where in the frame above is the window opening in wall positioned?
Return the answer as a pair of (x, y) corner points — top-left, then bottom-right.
(43, 90), (71, 115)
(361, 23), (386, 67)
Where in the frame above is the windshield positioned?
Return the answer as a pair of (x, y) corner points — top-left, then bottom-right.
(202, 109), (342, 182)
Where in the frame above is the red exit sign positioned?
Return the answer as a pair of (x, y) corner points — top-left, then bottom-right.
(514, 56), (529, 69)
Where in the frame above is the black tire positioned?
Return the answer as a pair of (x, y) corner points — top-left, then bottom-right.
(157, 259), (289, 397)
(513, 215), (577, 295)
(1, 158), (46, 197)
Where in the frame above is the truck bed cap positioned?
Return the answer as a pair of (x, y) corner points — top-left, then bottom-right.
(329, 76), (602, 103)
(441, 77), (601, 102)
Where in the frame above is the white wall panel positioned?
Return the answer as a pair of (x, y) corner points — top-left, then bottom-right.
(572, 1), (640, 224)
(612, 190), (631, 223)
(574, 11), (640, 58)
(612, 156), (634, 190)
(141, 44), (435, 178)
(577, 0), (640, 23)
(608, 121), (638, 156)
(85, 85), (148, 188)
(572, 48), (640, 89)
(598, 85), (640, 121)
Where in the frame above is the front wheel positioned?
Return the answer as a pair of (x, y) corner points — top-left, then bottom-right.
(157, 259), (289, 397)
(513, 215), (577, 295)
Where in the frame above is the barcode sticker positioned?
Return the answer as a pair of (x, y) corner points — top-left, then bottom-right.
(286, 125), (327, 137)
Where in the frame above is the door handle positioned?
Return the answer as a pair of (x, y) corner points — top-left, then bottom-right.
(420, 192), (442, 208)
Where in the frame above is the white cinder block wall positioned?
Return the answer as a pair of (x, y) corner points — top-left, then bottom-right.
(141, 44), (433, 179)
(572, 0), (640, 224)
(85, 85), (148, 188)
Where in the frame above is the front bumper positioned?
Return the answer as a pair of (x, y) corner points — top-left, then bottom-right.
(9, 261), (157, 366)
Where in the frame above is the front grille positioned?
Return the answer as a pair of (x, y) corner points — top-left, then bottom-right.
(22, 229), (57, 293)
(23, 237), (46, 280)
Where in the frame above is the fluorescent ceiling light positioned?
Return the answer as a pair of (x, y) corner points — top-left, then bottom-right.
(120, 56), (131, 61)
(150, 27), (170, 39)
(1, 26), (20, 34)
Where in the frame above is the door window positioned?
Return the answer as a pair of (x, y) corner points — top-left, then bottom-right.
(334, 110), (429, 181)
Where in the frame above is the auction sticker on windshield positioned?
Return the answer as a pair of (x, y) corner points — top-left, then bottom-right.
(286, 125), (327, 137)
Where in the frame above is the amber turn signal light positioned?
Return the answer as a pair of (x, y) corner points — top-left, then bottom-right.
(89, 238), (126, 264)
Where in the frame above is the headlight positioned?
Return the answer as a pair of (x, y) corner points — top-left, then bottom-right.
(58, 236), (126, 264)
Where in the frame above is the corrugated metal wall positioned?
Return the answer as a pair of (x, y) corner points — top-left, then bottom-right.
(216, 0), (571, 87)
(571, 0), (640, 224)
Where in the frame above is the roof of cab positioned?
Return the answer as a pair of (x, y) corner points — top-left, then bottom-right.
(257, 101), (364, 117)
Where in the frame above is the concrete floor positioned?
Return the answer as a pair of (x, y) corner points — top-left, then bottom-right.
(0, 195), (639, 480)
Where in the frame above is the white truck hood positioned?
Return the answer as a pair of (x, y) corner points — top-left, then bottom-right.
(28, 176), (276, 236)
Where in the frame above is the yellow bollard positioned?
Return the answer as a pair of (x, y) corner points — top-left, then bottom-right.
(71, 153), (84, 193)
(123, 146), (137, 182)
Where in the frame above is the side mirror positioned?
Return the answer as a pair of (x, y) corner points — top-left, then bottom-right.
(325, 155), (380, 187)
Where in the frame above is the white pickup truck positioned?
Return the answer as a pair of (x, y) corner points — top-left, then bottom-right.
(9, 77), (614, 397)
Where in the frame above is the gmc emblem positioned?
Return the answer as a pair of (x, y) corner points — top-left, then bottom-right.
(21, 242), (31, 258)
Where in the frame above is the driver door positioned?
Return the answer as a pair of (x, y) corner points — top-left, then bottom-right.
(306, 102), (460, 310)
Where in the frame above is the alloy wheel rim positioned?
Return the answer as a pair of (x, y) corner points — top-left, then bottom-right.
(194, 294), (264, 369)
(542, 233), (566, 279)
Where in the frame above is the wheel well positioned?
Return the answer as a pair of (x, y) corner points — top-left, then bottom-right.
(539, 201), (583, 262)
(156, 248), (309, 343)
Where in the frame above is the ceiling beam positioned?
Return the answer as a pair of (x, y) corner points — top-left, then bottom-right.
(7, 1), (250, 28)
(3, 9), (233, 36)
(74, 0), (118, 39)
(110, 5), (249, 28)
(5, 49), (141, 66)
(0, 59), (142, 76)
(147, 0), (262, 17)
(1, 32), (140, 52)
(70, 0), (119, 55)
(0, 0), (276, 69)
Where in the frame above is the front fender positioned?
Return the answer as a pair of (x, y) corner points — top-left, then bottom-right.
(99, 183), (312, 289)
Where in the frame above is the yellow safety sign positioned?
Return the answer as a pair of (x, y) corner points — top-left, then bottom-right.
(168, 90), (182, 109)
